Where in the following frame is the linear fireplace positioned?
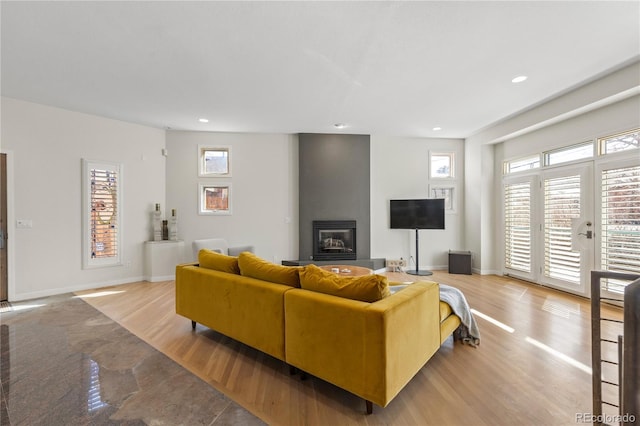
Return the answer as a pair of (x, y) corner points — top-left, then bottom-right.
(312, 220), (357, 261)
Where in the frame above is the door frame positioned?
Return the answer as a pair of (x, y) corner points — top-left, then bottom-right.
(538, 162), (594, 297)
(1, 150), (15, 301)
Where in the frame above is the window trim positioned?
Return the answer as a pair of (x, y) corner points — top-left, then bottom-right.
(198, 182), (232, 215)
(429, 151), (455, 179)
(198, 145), (231, 177)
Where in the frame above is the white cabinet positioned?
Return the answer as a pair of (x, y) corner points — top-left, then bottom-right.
(144, 240), (185, 282)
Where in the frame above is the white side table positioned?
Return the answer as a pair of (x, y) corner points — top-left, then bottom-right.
(144, 240), (185, 282)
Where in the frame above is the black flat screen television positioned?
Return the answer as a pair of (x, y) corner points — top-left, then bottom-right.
(390, 199), (445, 230)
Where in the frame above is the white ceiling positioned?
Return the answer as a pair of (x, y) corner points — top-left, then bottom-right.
(2, 1), (639, 138)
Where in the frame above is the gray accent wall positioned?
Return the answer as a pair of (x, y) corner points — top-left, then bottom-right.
(298, 133), (371, 260)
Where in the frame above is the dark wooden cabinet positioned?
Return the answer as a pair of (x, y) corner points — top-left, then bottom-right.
(448, 250), (472, 275)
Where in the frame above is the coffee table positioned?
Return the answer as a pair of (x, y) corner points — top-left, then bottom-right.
(319, 265), (374, 277)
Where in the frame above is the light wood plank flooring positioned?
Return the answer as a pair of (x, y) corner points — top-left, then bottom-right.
(76, 271), (623, 425)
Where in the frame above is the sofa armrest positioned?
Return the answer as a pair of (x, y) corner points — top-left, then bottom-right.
(284, 281), (440, 407)
(177, 262), (199, 268)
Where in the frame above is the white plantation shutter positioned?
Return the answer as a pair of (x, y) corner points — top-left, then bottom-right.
(601, 165), (640, 292)
(82, 160), (122, 268)
(90, 168), (118, 259)
(504, 181), (532, 273)
(544, 174), (581, 284)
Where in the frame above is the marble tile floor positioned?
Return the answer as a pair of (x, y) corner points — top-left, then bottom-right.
(0, 293), (266, 426)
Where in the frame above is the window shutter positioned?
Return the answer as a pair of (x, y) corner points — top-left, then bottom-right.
(90, 168), (118, 260)
(504, 181), (532, 273)
(543, 175), (581, 284)
(82, 160), (122, 268)
(601, 165), (640, 292)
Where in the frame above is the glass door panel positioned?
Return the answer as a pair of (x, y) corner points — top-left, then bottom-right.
(541, 164), (593, 296)
(504, 176), (536, 281)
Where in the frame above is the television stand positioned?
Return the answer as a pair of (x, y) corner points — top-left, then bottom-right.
(407, 269), (433, 276)
(406, 229), (433, 276)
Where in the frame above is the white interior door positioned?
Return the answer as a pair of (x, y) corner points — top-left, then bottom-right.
(540, 163), (594, 296)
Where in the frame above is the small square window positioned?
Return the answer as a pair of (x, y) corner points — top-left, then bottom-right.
(198, 183), (232, 215)
(430, 153), (454, 178)
(199, 146), (231, 177)
(429, 184), (457, 213)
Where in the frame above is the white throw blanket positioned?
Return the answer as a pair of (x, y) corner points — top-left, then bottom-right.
(389, 282), (480, 346)
(438, 283), (480, 347)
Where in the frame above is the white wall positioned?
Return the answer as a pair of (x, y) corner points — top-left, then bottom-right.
(499, 95), (640, 160)
(165, 131), (298, 264)
(1, 97), (166, 300)
(370, 136), (465, 271)
(463, 141), (485, 273)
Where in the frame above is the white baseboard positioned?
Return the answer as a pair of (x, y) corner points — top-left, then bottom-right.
(10, 275), (146, 302)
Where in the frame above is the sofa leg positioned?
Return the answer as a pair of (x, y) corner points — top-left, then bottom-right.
(365, 400), (373, 415)
(191, 320), (196, 331)
(300, 371), (308, 381)
(289, 365), (297, 375)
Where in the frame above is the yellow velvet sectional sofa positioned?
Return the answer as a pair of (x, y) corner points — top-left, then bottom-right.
(175, 250), (461, 414)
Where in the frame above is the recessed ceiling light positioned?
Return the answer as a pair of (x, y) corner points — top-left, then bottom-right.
(334, 123), (347, 129)
(198, 118), (209, 123)
(511, 75), (528, 83)
(433, 127), (442, 131)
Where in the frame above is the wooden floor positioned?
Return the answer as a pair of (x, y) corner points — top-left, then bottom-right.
(76, 271), (624, 426)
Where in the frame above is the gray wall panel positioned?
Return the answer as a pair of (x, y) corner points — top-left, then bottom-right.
(298, 133), (370, 260)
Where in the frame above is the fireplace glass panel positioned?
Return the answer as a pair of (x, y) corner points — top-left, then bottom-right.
(312, 220), (356, 260)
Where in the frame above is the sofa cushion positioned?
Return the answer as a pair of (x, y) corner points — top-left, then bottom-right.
(299, 264), (391, 303)
(198, 249), (240, 274)
(439, 301), (453, 322)
(238, 252), (301, 287)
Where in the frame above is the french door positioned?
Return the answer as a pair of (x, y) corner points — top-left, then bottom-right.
(504, 163), (594, 297)
(539, 164), (594, 296)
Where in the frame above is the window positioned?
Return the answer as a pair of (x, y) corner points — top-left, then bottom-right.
(199, 183), (232, 215)
(82, 160), (122, 268)
(600, 165), (640, 293)
(199, 146), (231, 177)
(429, 184), (456, 212)
(543, 142), (593, 166)
(503, 154), (540, 174)
(599, 129), (639, 155)
(430, 152), (454, 178)
(428, 151), (457, 213)
(504, 181), (532, 273)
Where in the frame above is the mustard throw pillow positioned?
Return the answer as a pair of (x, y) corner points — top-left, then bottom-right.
(299, 264), (391, 302)
(198, 249), (240, 274)
(238, 252), (301, 287)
